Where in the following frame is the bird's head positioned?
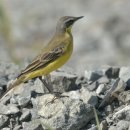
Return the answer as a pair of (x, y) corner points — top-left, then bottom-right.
(56, 16), (84, 33)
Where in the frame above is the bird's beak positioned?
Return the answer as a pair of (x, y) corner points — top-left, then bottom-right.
(74, 16), (84, 21)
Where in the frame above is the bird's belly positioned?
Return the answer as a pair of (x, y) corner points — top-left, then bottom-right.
(25, 44), (73, 80)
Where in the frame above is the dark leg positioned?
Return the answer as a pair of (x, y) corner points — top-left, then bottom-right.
(39, 75), (68, 105)
(39, 76), (53, 93)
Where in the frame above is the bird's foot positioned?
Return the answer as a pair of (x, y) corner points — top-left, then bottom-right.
(45, 92), (69, 106)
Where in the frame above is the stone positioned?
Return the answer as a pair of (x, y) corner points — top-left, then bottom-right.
(119, 67), (130, 81)
(96, 84), (106, 95)
(113, 105), (130, 121)
(22, 119), (44, 130)
(118, 90), (130, 103)
(105, 105), (113, 115)
(108, 126), (117, 130)
(38, 94), (94, 130)
(13, 125), (22, 130)
(97, 76), (110, 84)
(116, 120), (129, 130)
(0, 104), (19, 115)
(88, 126), (98, 130)
(80, 87), (98, 106)
(100, 120), (108, 130)
(86, 82), (98, 91)
(1, 128), (11, 130)
(51, 70), (78, 92)
(105, 67), (120, 79)
(20, 109), (31, 122)
(99, 78), (126, 108)
(84, 70), (102, 81)
(0, 115), (9, 128)
(17, 96), (31, 107)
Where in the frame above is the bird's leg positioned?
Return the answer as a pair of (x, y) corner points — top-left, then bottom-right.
(39, 75), (68, 105)
(39, 76), (53, 93)
(45, 74), (61, 95)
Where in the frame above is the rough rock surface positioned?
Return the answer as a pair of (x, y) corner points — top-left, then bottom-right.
(0, 62), (130, 129)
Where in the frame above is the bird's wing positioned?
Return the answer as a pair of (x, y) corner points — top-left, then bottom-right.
(18, 42), (67, 77)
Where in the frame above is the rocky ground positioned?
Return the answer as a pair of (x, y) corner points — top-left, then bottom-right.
(0, 61), (130, 130)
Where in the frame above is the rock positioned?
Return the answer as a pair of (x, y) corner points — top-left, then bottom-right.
(80, 87), (98, 106)
(0, 104), (19, 115)
(100, 120), (108, 130)
(116, 120), (129, 130)
(88, 126), (98, 130)
(84, 70), (102, 81)
(13, 125), (22, 130)
(99, 78), (126, 108)
(105, 105), (113, 115)
(31, 98), (40, 120)
(113, 105), (130, 120)
(51, 70), (78, 92)
(118, 90), (130, 103)
(119, 67), (130, 88)
(105, 67), (120, 79)
(38, 94), (94, 130)
(108, 126), (117, 130)
(97, 76), (110, 84)
(119, 67), (130, 81)
(1, 128), (11, 130)
(20, 109), (31, 122)
(22, 119), (44, 130)
(0, 115), (9, 128)
(96, 84), (106, 95)
(75, 76), (88, 86)
(17, 96), (31, 107)
(86, 82), (98, 91)
(61, 87), (98, 106)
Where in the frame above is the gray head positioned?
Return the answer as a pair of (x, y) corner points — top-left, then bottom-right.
(56, 16), (84, 33)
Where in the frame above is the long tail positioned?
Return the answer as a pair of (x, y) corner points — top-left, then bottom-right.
(0, 76), (25, 101)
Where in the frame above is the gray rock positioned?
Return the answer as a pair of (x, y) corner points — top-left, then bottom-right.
(0, 115), (9, 128)
(31, 98), (40, 120)
(17, 96), (31, 107)
(96, 84), (106, 95)
(116, 120), (129, 130)
(119, 67), (130, 81)
(1, 128), (11, 130)
(88, 126), (98, 130)
(113, 105), (130, 121)
(50, 71), (78, 92)
(86, 82), (98, 91)
(97, 76), (110, 84)
(118, 90), (130, 103)
(84, 70), (102, 81)
(13, 125), (22, 130)
(99, 78), (126, 108)
(105, 67), (120, 79)
(80, 87), (98, 106)
(22, 119), (44, 130)
(105, 105), (113, 115)
(38, 94), (94, 130)
(100, 120), (108, 130)
(0, 104), (19, 115)
(20, 109), (31, 122)
(108, 126), (117, 130)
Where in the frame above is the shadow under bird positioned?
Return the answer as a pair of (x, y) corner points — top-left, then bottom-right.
(0, 16), (84, 101)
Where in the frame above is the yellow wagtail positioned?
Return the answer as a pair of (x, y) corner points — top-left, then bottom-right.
(0, 16), (83, 100)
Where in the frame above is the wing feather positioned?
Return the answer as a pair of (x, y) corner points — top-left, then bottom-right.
(18, 43), (66, 77)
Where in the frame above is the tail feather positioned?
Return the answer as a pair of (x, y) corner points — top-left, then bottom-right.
(0, 77), (24, 101)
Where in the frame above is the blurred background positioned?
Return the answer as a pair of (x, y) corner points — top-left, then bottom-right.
(0, 0), (130, 74)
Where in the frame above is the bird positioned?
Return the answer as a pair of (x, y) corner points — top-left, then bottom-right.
(0, 16), (83, 100)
